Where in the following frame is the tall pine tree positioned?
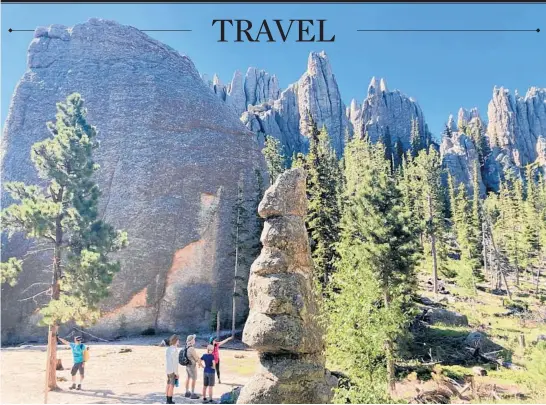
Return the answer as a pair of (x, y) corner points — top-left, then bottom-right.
(306, 119), (342, 290)
(1, 93), (128, 391)
(262, 135), (286, 185)
(326, 140), (419, 402)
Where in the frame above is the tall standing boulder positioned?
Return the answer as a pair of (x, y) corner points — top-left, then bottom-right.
(237, 168), (336, 404)
(1, 19), (265, 343)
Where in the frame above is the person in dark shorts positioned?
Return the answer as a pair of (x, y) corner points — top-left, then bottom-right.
(165, 334), (180, 404)
(58, 335), (87, 390)
(200, 344), (216, 403)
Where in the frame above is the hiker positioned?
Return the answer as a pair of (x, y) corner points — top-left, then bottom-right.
(209, 335), (233, 384)
(183, 334), (201, 399)
(200, 344), (216, 403)
(165, 334), (180, 404)
(57, 335), (88, 390)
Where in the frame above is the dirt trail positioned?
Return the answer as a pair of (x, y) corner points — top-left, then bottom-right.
(1, 339), (259, 404)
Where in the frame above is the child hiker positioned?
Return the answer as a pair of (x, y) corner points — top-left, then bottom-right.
(165, 334), (180, 404)
(200, 344), (216, 403)
(57, 335), (88, 390)
(208, 335), (233, 384)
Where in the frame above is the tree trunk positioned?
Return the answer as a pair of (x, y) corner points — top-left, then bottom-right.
(383, 286), (396, 396)
(427, 194), (438, 297)
(232, 207), (241, 338)
(482, 222), (488, 278)
(536, 265), (542, 295)
(216, 311), (221, 341)
(45, 243), (62, 398)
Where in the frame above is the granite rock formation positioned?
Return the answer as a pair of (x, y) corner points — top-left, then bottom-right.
(348, 77), (430, 152)
(202, 68), (280, 118)
(442, 87), (545, 194)
(440, 131), (485, 198)
(1, 19), (265, 343)
(440, 108), (486, 197)
(487, 87), (546, 167)
(227, 52), (348, 158)
(238, 168), (336, 404)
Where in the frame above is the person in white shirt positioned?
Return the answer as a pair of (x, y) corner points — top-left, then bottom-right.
(165, 334), (180, 404)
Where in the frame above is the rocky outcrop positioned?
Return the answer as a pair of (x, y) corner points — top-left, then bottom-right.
(238, 168), (336, 404)
(487, 86), (546, 167)
(225, 52), (344, 158)
(440, 110), (486, 197)
(1, 19), (265, 343)
(295, 51), (348, 156)
(440, 131), (485, 197)
(202, 68), (280, 118)
(244, 67), (280, 107)
(349, 77), (429, 152)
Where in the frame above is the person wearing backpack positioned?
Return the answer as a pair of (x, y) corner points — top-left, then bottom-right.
(165, 334), (180, 404)
(182, 334), (201, 399)
(57, 335), (88, 390)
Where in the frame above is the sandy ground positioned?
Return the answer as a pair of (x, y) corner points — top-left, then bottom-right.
(1, 337), (259, 404)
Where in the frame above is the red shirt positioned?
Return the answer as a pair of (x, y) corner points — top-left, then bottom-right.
(212, 343), (220, 362)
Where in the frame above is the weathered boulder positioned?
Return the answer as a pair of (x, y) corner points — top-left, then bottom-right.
(425, 308), (469, 327)
(238, 168), (336, 404)
(1, 19), (265, 343)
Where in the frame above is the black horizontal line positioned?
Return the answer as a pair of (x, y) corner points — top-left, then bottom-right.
(357, 29), (539, 32)
(8, 28), (192, 32)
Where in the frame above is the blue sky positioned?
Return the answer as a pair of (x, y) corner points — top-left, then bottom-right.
(2, 3), (545, 139)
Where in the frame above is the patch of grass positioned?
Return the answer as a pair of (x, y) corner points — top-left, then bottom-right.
(436, 365), (473, 381)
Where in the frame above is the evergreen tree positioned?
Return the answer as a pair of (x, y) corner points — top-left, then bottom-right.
(326, 141), (419, 402)
(229, 169), (265, 335)
(448, 176), (478, 293)
(442, 123), (453, 139)
(230, 175), (249, 335)
(469, 118), (490, 168)
(1, 93), (128, 390)
(410, 118), (423, 157)
(470, 162), (484, 278)
(306, 121), (342, 290)
(402, 148), (449, 294)
(393, 139), (405, 168)
(380, 126), (393, 171)
(262, 135), (286, 185)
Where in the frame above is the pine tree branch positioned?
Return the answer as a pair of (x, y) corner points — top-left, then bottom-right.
(19, 288), (51, 303)
(20, 282), (51, 295)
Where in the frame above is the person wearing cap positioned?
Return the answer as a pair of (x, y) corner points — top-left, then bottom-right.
(208, 335), (233, 384)
(165, 334), (180, 404)
(57, 335), (87, 390)
(184, 334), (201, 399)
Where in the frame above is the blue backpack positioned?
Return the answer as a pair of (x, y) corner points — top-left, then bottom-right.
(219, 387), (241, 404)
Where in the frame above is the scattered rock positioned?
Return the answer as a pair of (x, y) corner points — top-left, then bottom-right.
(420, 296), (437, 306)
(238, 168), (336, 404)
(119, 348), (132, 353)
(56, 376), (68, 382)
(472, 366), (487, 376)
(425, 308), (469, 327)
